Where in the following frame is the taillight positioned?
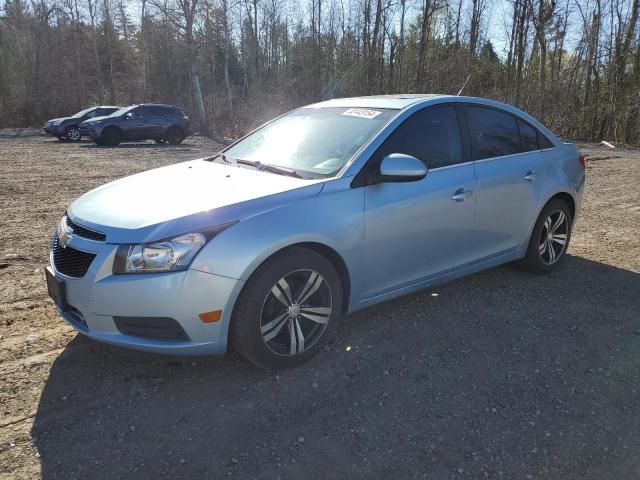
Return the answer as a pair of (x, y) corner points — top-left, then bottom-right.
(579, 154), (587, 170)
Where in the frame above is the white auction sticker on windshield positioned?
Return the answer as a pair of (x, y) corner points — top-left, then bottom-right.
(342, 108), (382, 119)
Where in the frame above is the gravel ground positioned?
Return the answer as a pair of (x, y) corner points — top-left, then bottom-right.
(0, 136), (639, 480)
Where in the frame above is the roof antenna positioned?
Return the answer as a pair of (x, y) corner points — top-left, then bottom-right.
(457, 74), (471, 96)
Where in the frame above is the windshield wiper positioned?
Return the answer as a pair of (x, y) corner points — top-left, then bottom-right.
(235, 158), (302, 178)
(205, 152), (233, 164)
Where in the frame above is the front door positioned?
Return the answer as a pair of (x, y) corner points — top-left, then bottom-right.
(123, 107), (148, 138)
(360, 105), (478, 299)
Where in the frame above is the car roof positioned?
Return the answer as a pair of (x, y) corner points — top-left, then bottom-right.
(305, 94), (453, 110)
(139, 103), (178, 108)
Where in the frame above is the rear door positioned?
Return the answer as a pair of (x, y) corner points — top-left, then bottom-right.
(145, 106), (170, 136)
(361, 105), (478, 298)
(464, 105), (549, 259)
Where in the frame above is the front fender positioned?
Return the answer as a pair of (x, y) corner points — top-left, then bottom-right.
(189, 177), (365, 302)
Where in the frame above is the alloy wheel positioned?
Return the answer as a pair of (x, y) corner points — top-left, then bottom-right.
(259, 269), (332, 356)
(66, 127), (81, 141)
(538, 210), (569, 265)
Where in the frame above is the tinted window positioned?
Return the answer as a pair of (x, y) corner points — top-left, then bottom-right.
(146, 106), (173, 116)
(137, 106), (156, 117)
(538, 131), (554, 149)
(518, 119), (538, 152)
(375, 106), (463, 169)
(95, 108), (113, 117)
(467, 106), (521, 159)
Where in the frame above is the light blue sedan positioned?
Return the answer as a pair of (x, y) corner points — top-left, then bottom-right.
(45, 95), (586, 368)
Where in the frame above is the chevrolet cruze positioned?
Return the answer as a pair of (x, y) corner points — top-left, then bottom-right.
(45, 95), (585, 369)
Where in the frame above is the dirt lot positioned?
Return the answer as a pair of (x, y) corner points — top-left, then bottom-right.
(0, 135), (639, 479)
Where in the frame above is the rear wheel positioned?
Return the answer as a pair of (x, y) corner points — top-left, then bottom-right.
(101, 127), (121, 146)
(517, 198), (572, 274)
(65, 126), (81, 142)
(231, 247), (343, 370)
(166, 127), (184, 145)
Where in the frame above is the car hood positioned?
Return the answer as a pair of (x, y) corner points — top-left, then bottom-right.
(46, 117), (69, 124)
(67, 159), (325, 243)
(80, 115), (112, 126)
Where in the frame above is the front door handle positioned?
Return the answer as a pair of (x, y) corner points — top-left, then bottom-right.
(524, 170), (537, 182)
(451, 188), (473, 202)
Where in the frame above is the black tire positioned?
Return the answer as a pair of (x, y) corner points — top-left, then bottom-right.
(517, 198), (573, 274)
(101, 127), (121, 146)
(154, 138), (166, 145)
(166, 127), (184, 145)
(231, 247), (344, 370)
(65, 125), (81, 142)
(93, 138), (104, 145)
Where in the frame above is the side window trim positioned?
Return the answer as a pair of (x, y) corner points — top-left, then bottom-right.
(454, 104), (472, 164)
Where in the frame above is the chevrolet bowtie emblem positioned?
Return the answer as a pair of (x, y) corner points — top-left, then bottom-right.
(58, 218), (72, 249)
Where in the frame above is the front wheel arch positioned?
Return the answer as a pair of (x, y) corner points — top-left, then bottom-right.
(229, 245), (346, 368)
(235, 243), (352, 318)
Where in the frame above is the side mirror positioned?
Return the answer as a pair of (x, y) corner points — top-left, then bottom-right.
(379, 153), (428, 183)
(124, 112), (133, 120)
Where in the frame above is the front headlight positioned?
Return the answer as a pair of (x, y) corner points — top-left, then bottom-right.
(113, 224), (234, 274)
(52, 120), (61, 126)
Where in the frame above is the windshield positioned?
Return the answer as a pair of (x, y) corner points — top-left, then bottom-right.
(72, 107), (97, 118)
(109, 106), (135, 117)
(224, 107), (396, 177)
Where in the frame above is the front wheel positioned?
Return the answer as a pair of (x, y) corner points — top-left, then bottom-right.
(101, 127), (121, 146)
(231, 247), (343, 369)
(65, 126), (81, 142)
(517, 198), (573, 274)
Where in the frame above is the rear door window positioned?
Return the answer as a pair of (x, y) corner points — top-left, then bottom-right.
(467, 106), (521, 160)
(375, 106), (463, 169)
(146, 106), (168, 116)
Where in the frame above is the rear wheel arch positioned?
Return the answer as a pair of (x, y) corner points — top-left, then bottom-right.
(549, 192), (575, 220)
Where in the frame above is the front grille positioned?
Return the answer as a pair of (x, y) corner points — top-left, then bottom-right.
(52, 235), (96, 277)
(114, 317), (189, 341)
(65, 216), (106, 241)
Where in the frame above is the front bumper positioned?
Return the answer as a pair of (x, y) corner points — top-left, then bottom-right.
(82, 124), (102, 139)
(44, 124), (64, 136)
(48, 231), (244, 356)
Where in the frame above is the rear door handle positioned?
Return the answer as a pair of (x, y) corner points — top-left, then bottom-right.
(524, 170), (537, 182)
(451, 188), (473, 202)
